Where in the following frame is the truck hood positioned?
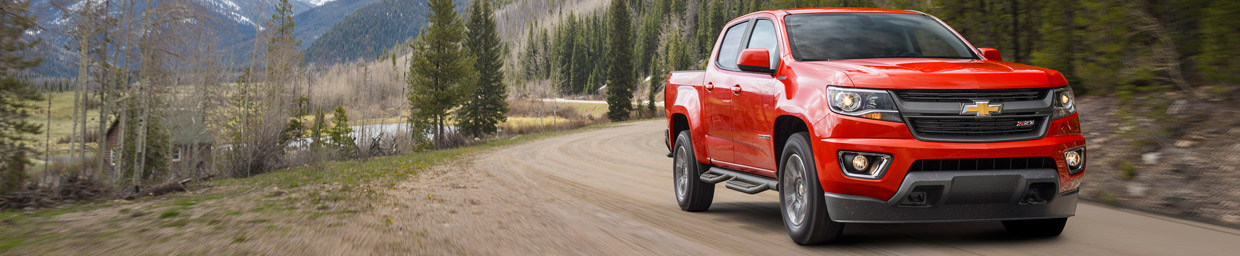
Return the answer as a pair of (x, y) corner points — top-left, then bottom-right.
(797, 58), (1065, 90)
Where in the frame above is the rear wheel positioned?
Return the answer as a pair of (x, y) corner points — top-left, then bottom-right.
(1002, 218), (1067, 237)
(779, 132), (844, 245)
(673, 131), (714, 212)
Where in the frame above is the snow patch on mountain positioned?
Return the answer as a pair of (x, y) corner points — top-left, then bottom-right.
(303, 0), (338, 6)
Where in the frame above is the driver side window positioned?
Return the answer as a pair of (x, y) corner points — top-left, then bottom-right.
(746, 19), (778, 69)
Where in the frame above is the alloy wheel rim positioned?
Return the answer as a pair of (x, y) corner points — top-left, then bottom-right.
(783, 154), (808, 226)
(675, 146), (689, 201)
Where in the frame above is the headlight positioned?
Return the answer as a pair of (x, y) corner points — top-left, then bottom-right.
(1051, 86), (1076, 120)
(828, 87), (902, 122)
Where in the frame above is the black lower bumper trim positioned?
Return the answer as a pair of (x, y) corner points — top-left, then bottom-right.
(823, 169), (1078, 223)
(825, 191), (1077, 223)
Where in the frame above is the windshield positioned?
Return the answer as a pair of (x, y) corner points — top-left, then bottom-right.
(785, 13), (978, 61)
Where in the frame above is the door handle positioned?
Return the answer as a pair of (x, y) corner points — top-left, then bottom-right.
(705, 82), (715, 91)
(731, 84), (742, 95)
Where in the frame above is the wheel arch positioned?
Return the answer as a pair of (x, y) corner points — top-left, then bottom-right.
(773, 115), (812, 172)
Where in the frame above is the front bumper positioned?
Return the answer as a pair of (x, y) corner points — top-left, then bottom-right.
(811, 114), (1086, 201)
(810, 113), (1085, 222)
(823, 169), (1077, 223)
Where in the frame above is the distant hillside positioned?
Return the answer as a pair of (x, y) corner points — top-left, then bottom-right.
(292, 0), (383, 49)
(24, 0), (332, 77)
(304, 0), (468, 64)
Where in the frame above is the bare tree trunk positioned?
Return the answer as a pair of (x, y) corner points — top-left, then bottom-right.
(114, 0), (135, 187)
(132, 0), (157, 185)
(1123, 1), (1196, 97)
(44, 92), (52, 186)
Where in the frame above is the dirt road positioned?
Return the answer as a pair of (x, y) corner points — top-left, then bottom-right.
(395, 120), (1240, 255)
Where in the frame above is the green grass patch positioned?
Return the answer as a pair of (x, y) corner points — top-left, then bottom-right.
(0, 235), (26, 251)
(159, 219), (191, 227)
(1119, 160), (1138, 180)
(159, 210), (180, 219)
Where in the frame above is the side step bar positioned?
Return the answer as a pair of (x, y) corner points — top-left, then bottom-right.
(700, 167), (778, 194)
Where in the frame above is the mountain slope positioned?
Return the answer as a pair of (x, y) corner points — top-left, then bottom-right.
(292, 0), (382, 49)
(303, 0), (467, 64)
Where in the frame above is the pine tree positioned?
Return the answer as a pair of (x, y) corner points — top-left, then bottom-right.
(281, 96), (309, 145)
(407, 0), (477, 148)
(570, 30), (591, 94)
(266, 0), (303, 89)
(606, 0), (636, 122)
(1030, 0), (1080, 90)
(328, 106), (355, 156)
(458, 0), (509, 138)
(523, 26), (540, 80)
(311, 106), (326, 150)
(0, 0), (43, 192)
(1197, 0), (1240, 86)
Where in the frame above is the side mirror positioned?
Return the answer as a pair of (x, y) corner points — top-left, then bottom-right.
(978, 48), (1002, 61)
(737, 48), (774, 74)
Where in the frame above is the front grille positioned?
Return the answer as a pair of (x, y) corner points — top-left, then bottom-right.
(909, 116), (1044, 137)
(908, 157), (1056, 172)
(894, 89), (1048, 103)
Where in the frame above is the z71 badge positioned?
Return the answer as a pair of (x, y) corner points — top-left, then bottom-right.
(1017, 120), (1036, 127)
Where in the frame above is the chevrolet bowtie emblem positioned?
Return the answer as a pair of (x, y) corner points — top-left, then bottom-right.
(962, 100), (1002, 117)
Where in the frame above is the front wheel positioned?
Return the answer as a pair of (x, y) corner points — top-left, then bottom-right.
(1002, 218), (1067, 237)
(673, 130), (714, 212)
(779, 132), (844, 245)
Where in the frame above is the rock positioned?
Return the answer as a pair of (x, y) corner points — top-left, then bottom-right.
(1224, 215), (1240, 225)
(1127, 183), (1150, 197)
(1167, 99), (1187, 115)
(1141, 153), (1161, 165)
(1174, 140), (1197, 148)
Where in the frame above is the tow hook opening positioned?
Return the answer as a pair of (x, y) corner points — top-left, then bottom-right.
(1022, 183), (1056, 205)
(898, 185), (943, 207)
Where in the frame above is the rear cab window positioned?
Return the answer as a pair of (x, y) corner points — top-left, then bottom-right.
(715, 21), (750, 71)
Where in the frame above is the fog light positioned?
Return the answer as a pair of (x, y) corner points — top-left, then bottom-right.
(1064, 147), (1086, 175)
(838, 151), (893, 180)
(851, 155), (869, 172)
(1065, 151), (1081, 167)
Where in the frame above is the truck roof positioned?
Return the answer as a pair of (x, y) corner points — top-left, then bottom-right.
(772, 8), (922, 16)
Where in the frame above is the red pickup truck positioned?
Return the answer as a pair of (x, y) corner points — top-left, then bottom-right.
(665, 8), (1085, 244)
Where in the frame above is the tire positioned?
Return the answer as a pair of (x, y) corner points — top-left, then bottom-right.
(673, 130), (714, 212)
(1002, 218), (1067, 237)
(779, 132), (845, 245)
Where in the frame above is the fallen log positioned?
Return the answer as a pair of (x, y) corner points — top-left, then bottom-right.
(124, 175), (214, 200)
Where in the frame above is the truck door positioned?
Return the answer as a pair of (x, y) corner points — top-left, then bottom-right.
(732, 18), (782, 174)
(702, 21), (750, 165)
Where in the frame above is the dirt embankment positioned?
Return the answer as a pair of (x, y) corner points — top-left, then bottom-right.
(1075, 95), (1240, 227)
